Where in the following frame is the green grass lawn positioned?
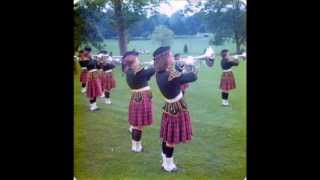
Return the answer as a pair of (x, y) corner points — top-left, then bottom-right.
(74, 38), (246, 180)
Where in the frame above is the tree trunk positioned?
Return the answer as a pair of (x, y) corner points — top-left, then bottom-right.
(235, 33), (241, 54)
(114, 0), (128, 55)
(118, 25), (128, 55)
(233, 0), (241, 54)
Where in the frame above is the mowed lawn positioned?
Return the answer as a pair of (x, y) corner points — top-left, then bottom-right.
(85, 36), (237, 62)
(74, 38), (246, 180)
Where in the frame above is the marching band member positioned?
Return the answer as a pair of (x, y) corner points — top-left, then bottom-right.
(220, 49), (239, 106)
(96, 51), (106, 98)
(174, 53), (189, 95)
(78, 48), (90, 93)
(153, 46), (197, 172)
(122, 51), (155, 153)
(101, 51), (116, 104)
(85, 48), (103, 111)
(122, 55), (134, 134)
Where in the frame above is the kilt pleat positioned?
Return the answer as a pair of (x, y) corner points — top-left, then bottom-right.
(86, 72), (103, 98)
(220, 71), (236, 91)
(160, 102), (193, 145)
(103, 72), (116, 91)
(128, 90), (154, 127)
(80, 70), (88, 83)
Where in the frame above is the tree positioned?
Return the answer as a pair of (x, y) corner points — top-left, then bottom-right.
(202, 0), (246, 53)
(149, 14), (170, 33)
(78, 0), (161, 55)
(104, 0), (161, 55)
(74, 6), (84, 51)
(183, 12), (208, 35)
(128, 17), (148, 37)
(168, 11), (187, 35)
(98, 9), (118, 38)
(151, 25), (174, 46)
(74, 2), (106, 51)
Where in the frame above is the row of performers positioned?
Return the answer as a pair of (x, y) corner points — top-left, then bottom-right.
(78, 47), (116, 111)
(77, 46), (240, 172)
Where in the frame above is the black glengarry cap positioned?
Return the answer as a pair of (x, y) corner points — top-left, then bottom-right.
(122, 51), (139, 60)
(153, 46), (170, 60)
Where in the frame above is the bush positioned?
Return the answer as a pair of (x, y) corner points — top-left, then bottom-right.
(183, 44), (188, 54)
(151, 25), (174, 46)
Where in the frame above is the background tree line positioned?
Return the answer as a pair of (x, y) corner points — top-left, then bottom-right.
(74, 0), (246, 54)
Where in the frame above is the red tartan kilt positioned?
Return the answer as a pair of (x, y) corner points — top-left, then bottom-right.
(100, 72), (107, 92)
(128, 91), (154, 127)
(103, 72), (116, 91)
(180, 83), (189, 91)
(160, 110), (193, 145)
(220, 71), (236, 91)
(80, 70), (88, 83)
(86, 79), (103, 98)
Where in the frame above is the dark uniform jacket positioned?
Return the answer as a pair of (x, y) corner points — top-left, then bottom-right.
(79, 60), (89, 68)
(126, 67), (155, 89)
(103, 63), (115, 71)
(221, 58), (239, 70)
(156, 70), (197, 99)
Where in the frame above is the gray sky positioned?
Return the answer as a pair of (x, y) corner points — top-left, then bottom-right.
(158, 0), (190, 16)
(155, 0), (246, 16)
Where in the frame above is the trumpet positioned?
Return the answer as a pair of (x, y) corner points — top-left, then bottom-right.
(193, 46), (215, 60)
(91, 53), (123, 65)
(92, 54), (108, 60)
(231, 52), (246, 60)
(175, 46), (216, 73)
(138, 46), (218, 73)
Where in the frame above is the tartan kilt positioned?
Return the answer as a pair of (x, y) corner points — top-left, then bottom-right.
(98, 69), (104, 80)
(86, 72), (103, 98)
(180, 83), (189, 92)
(103, 72), (116, 91)
(100, 72), (107, 92)
(219, 71), (236, 91)
(160, 100), (193, 145)
(80, 70), (88, 84)
(128, 90), (154, 127)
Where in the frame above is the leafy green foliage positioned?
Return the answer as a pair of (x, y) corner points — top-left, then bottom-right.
(106, 0), (149, 30)
(74, 8), (84, 51)
(151, 25), (175, 46)
(202, 0), (246, 53)
(74, 4), (106, 50)
(75, 0), (160, 52)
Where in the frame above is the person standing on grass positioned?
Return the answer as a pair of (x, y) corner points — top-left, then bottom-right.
(101, 51), (116, 104)
(122, 51), (155, 153)
(78, 48), (90, 93)
(96, 51), (106, 98)
(219, 49), (239, 106)
(153, 46), (197, 172)
(86, 49), (103, 111)
(174, 53), (189, 95)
